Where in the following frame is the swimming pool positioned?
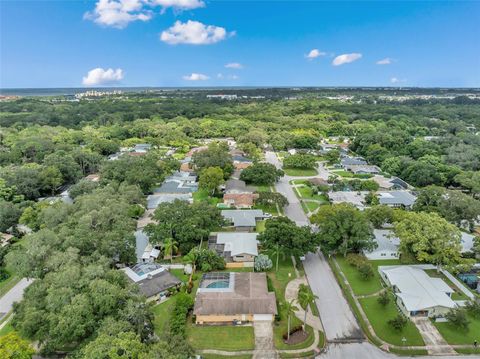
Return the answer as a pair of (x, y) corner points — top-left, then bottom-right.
(206, 280), (230, 289)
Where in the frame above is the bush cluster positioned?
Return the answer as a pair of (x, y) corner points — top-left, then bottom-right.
(169, 293), (194, 336)
(345, 253), (374, 280)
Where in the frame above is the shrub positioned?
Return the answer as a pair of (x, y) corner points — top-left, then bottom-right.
(466, 300), (480, 319)
(169, 293), (194, 336)
(346, 253), (365, 267)
(255, 254), (273, 272)
(388, 314), (407, 331)
(358, 263), (374, 280)
(446, 308), (470, 331)
(377, 290), (390, 307)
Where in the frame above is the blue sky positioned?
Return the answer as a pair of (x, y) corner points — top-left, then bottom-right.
(1, 0), (479, 88)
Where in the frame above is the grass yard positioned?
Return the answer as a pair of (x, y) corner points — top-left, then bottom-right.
(0, 321), (14, 337)
(290, 179), (309, 186)
(283, 168), (317, 177)
(186, 323), (255, 351)
(152, 299), (176, 336)
(434, 314), (480, 345)
(256, 220), (266, 233)
(193, 189), (220, 206)
(330, 170), (353, 178)
(335, 256), (400, 296)
(253, 184), (272, 192)
(304, 201), (321, 212)
(170, 268), (189, 282)
(359, 295), (424, 346)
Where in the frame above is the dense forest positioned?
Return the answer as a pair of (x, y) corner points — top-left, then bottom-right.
(0, 88), (479, 357)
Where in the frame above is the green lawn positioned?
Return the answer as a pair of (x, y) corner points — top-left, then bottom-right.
(434, 314), (480, 345)
(170, 268), (189, 282)
(186, 323), (255, 351)
(253, 184), (272, 192)
(193, 189), (220, 205)
(305, 201), (321, 212)
(359, 295), (424, 346)
(256, 220), (266, 233)
(283, 168), (317, 177)
(152, 299), (176, 336)
(335, 256), (400, 296)
(330, 170), (353, 178)
(0, 321), (14, 337)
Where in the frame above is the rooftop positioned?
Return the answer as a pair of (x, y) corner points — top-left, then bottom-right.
(211, 232), (259, 258)
(221, 209), (264, 227)
(146, 193), (192, 209)
(378, 191), (417, 207)
(194, 272), (277, 316)
(380, 265), (456, 312)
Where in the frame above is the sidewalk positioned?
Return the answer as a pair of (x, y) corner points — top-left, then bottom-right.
(0, 278), (33, 320)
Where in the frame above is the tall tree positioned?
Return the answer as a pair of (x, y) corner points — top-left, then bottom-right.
(311, 204), (376, 256)
(199, 167), (224, 195)
(298, 284), (318, 332)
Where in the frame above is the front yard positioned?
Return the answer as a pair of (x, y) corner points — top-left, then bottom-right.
(283, 168), (317, 177)
(434, 314), (480, 345)
(186, 323), (255, 351)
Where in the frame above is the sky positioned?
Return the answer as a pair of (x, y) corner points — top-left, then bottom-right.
(1, 0), (479, 88)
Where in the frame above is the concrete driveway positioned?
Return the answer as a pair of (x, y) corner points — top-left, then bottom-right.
(253, 321), (277, 359)
(412, 317), (456, 355)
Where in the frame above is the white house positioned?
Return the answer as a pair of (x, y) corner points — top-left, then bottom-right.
(379, 265), (456, 318)
(209, 232), (259, 267)
(365, 229), (400, 260)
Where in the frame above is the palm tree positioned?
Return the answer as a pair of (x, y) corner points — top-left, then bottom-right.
(162, 237), (178, 263)
(183, 248), (200, 291)
(283, 299), (299, 341)
(298, 285), (318, 332)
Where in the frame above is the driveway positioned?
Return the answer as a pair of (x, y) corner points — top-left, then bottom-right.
(253, 320), (277, 359)
(412, 317), (456, 355)
(0, 278), (33, 319)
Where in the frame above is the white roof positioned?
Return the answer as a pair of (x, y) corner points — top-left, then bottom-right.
(380, 265), (456, 312)
(216, 232), (259, 256)
(328, 191), (367, 209)
(221, 209), (264, 227)
(366, 229), (400, 254)
(460, 232), (477, 253)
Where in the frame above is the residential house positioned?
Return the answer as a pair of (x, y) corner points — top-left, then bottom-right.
(135, 229), (160, 263)
(122, 263), (181, 302)
(154, 171), (198, 194)
(372, 175), (409, 190)
(379, 265), (456, 318)
(0, 233), (13, 248)
(209, 232), (259, 268)
(378, 191), (417, 209)
(340, 156), (367, 167)
(133, 143), (152, 153)
(344, 164), (381, 175)
(328, 191), (367, 210)
(223, 179), (258, 208)
(365, 229), (400, 260)
(193, 272), (277, 324)
(146, 193), (192, 210)
(221, 209), (265, 231)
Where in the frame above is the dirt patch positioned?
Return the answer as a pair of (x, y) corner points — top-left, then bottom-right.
(283, 328), (308, 345)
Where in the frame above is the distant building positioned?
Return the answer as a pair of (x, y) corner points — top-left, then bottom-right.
(193, 272), (277, 324)
(153, 171), (198, 194)
(372, 175), (409, 190)
(146, 193), (192, 210)
(344, 164), (381, 175)
(340, 156), (368, 167)
(328, 191), (367, 210)
(122, 263), (181, 302)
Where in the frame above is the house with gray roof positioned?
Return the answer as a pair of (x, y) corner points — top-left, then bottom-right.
(340, 156), (367, 167)
(221, 209), (265, 231)
(345, 164), (381, 175)
(193, 272), (277, 324)
(153, 171), (198, 194)
(122, 263), (181, 302)
(378, 191), (417, 209)
(365, 229), (400, 260)
(379, 265), (456, 318)
(146, 193), (192, 210)
(209, 232), (258, 267)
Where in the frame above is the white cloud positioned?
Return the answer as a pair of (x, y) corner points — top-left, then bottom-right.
(183, 73), (209, 81)
(377, 57), (393, 65)
(225, 62), (243, 69)
(390, 77), (406, 84)
(150, 0), (204, 11)
(85, 0), (205, 28)
(332, 53), (362, 66)
(161, 20), (233, 45)
(82, 68), (124, 86)
(306, 49), (326, 59)
(84, 0), (152, 29)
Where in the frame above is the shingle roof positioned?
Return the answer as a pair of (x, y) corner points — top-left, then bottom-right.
(341, 157), (367, 166)
(221, 209), (264, 227)
(122, 264), (181, 298)
(146, 193), (192, 209)
(380, 266), (456, 312)
(194, 272), (277, 316)
(378, 191), (416, 207)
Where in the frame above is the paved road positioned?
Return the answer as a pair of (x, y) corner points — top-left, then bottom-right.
(265, 151), (480, 358)
(0, 278), (33, 319)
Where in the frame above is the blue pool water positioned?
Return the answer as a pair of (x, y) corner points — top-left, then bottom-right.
(206, 280), (229, 289)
